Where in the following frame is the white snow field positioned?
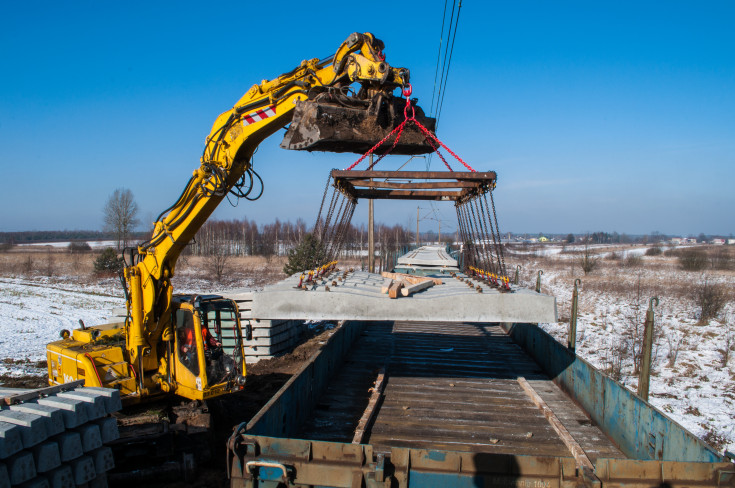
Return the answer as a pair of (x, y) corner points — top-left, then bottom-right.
(0, 276), (124, 374)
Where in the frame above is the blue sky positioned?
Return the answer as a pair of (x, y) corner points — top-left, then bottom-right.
(1, 1), (733, 236)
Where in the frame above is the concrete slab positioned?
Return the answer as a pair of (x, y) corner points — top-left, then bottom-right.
(6, 451), (36, 485)
(78, 389), (121, 414)
(68, 456), (95, 485)
(73, 424), (101, 453)
(52, 432), (83, 462)
(0, 463), (8, 488)
(31, 442), (61, 473)
(0, 411), (47, 448)
(396, 245), (458, 267)
(42, 465), (73, 488)
(18, 477), (50, 488)
(55, 393), (105, 420)
(0, 421), (24, 459)
(88, 447), (114, 474)
(249, 270), (557, 323)
(10, 404), (65, 437)
(91, 418), (118, 444)
(35, 399), (88, 429)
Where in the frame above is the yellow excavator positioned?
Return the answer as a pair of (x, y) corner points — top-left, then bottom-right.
(46, 33), (434, 405)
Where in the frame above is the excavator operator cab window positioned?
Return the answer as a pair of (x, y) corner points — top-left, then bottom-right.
(174, 309), (200, 376)
(198, 300), (240, 386)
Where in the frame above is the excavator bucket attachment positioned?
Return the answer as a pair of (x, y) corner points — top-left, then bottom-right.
(281, 96), (436, 155)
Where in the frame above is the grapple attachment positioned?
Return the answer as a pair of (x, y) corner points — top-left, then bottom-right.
(280, 95), (436, 155)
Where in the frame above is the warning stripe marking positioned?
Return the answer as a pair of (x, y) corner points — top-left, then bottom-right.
(242, 106), (276, 126)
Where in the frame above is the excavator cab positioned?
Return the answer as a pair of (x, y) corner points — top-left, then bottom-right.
(171, 295), (247, 401)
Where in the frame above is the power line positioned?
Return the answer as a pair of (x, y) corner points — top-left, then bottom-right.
(430, 0), (450, 116)
(435, 1), (462, 127)
(428, 0), (462, 170)
(435, 0), (458, 124)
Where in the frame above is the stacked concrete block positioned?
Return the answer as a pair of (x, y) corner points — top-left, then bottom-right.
(0, 386), (120, 487)
(115, 299), (309, 363)
(223, 290), (308, 363)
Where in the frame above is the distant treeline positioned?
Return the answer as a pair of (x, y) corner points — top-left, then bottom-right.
(0, 230), (147, 244)
(187, 218), (416, 268)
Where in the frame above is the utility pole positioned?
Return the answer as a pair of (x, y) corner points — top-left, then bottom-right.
(416, 206), (419, 247)
(368, 154), (375, 273)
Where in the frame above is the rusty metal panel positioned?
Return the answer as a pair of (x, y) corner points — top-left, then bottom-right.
(595, 457), (735, 487)
(502, 323), (726, 464)
(245, 320), (367, 437)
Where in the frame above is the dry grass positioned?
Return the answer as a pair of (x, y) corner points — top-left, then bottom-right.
(0, 249), (96, 277)
(0, 249), (293, 289)
(507, 245), (735, 324)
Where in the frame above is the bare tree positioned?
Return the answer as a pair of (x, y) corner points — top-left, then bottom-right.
(666, 329), (683, 367)
(103, 188), (140, 251)
(719, 321), (734, 368)
(205, 242), (230, 283)
(579, 241), (598, 275)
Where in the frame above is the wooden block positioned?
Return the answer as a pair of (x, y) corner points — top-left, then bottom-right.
(381, 272), (442, 286)
(388, 281), (404, 299)
(517, 377), (593, 470)
(400, 279), (435, 297)
(353, 368), (386, 444)
(380, 278), (394, 294)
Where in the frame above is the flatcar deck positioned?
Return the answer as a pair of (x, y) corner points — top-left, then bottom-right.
(297, 321), (624, 463)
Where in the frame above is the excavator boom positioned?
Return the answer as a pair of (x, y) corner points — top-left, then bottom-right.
(47, 32), (435, 404)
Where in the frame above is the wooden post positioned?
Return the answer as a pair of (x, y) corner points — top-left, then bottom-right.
(368, 154), (375, 273)
(638, 297), (658, 401)
(535, 270), (543, 293)
(569, 279), (581, 352)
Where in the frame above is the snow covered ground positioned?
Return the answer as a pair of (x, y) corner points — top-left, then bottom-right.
(17, 240), (118, 249)
(510, 247), (735, 454)
(0, 276), (124, 375)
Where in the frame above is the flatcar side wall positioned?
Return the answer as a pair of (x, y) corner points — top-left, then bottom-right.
(245, 320), (367, 437)
(502, 323), (724, 464)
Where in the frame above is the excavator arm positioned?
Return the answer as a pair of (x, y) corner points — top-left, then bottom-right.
(122, 32), (433, 396)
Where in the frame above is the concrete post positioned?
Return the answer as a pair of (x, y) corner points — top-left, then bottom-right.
(416, 206), (419, 248)
(514, 265), (521, 285)
(637, 297), (658, 401)
(568, 279), (581, 351)
(368, 154), (375, 273)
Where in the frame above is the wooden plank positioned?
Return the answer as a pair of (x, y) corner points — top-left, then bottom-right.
(331, 170), (497, 181)
(344, 180), (481, 189)
(388, 281), (404, 299)
(380, 278), (394, 294)
(401, 279), (435, 297)
(517, 377), (594, 470)
(352, 368), (386, 444)
(381, 272), (442, 285)
(353, 189), (463, 201)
